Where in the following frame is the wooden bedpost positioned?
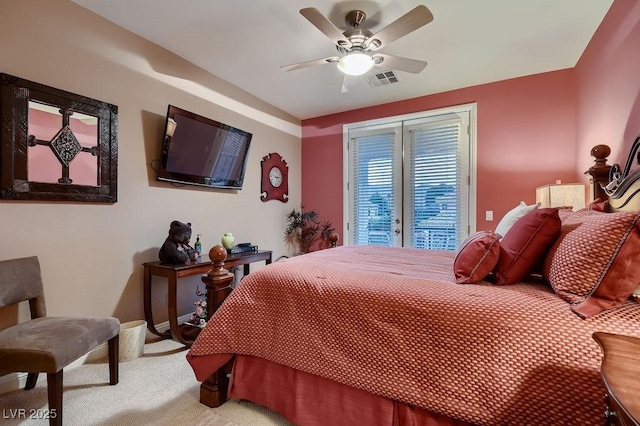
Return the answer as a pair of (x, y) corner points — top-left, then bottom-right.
(329, 232), (339, 248)
(585, 144), (612, 202)
(199, 360), (233, 408)
(199, 245), (234, 407)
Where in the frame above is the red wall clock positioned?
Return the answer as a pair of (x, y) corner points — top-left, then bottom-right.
(260, 152), (289, 202)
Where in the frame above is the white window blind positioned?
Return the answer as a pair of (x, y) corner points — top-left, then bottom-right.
(405, 117), (463, 250)
(349, 128), (399, 246)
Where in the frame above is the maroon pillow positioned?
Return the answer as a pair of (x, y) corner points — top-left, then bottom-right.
(587, 198), (609, 212)
(542, 209), (640, 318)
(454, 231), (501, 284)
(493, 208), (561, 285)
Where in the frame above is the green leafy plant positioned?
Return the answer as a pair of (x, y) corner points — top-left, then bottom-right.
(284, 205), (334, 254)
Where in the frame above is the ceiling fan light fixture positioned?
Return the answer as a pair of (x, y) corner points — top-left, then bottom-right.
(337, 52), (374, 76)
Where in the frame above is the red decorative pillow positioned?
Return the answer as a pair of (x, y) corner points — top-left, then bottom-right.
(542, 209), (598, 281)
(493, 208), (561, 285)
(454, 231), (501, 284)
(542, 210), (640, 318)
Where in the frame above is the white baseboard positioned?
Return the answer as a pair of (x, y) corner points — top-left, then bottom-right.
(0, 373), (26, 396)
(0, 314), (191, 396)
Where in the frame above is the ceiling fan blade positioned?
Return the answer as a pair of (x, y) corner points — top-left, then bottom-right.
(373, 53), (427, 74)
(281, 56), (339, 72)
(341, 75), (358, 93)
(367, 5), (433, 50)
(300, 8), (351, 49)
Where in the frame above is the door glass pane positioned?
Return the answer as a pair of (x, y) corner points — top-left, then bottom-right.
(350, 131), (397, 246)
(407, 120), (462, 250)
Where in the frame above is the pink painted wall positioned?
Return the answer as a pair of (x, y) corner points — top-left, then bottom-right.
(302, 69), (578, 239)
(575, 0), (640, 175)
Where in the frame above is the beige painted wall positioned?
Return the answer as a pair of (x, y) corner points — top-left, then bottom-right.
(0, 0), (301, 324)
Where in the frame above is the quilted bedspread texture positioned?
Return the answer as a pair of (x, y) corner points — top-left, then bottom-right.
(187, 245), (640, 425)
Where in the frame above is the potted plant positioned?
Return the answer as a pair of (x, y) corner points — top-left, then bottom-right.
(284, 205), (334, 254)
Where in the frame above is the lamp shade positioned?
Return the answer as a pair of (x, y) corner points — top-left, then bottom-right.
(536, 183), (585, 211)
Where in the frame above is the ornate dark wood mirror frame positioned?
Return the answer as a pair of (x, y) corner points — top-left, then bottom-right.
(0, 73), (118, 202)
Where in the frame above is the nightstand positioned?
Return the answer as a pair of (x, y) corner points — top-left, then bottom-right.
(593, 332), (640, 426)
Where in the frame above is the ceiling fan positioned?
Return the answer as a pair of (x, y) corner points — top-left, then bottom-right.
(281, 5), (434, 92)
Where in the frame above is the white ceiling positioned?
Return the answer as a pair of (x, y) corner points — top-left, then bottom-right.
(71, 0), (613, 120)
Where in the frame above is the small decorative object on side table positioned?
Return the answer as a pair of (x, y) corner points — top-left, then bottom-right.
(593, 332), (640, 426)
(186, 286), (207, 328)
(221, 232), (235, 250)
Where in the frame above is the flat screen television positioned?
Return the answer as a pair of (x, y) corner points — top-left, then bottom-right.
(157, 105), (252, 190)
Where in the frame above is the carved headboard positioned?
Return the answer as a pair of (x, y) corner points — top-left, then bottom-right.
(585, 137), (640, 212)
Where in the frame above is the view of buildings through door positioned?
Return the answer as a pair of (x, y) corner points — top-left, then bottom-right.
(345, 105), (475, 249)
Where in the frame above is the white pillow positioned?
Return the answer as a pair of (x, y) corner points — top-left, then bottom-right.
(494, 201), (540, 238)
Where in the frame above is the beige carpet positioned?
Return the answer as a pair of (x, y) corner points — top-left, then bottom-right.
(0, 338), (293, 425)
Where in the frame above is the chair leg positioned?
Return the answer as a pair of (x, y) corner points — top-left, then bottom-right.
(25, 372), (39, 390)
(46, 370), (63, 426)
(108, 334), (119, 385)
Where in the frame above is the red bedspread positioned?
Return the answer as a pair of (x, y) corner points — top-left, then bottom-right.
(187, 245), (640, 425)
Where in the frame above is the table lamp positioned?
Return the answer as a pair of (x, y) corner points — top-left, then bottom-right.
(536, 183), (586, 211)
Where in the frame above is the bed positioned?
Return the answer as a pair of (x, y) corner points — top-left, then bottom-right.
(186, 143), (640, 426)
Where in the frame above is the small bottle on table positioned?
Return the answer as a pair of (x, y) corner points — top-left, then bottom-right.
(195, 234), (202, 256)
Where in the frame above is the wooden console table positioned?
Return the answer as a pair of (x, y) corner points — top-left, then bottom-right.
(143, 250), (272, 347)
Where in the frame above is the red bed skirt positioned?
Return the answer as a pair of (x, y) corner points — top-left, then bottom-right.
(227, 355), (473, 426)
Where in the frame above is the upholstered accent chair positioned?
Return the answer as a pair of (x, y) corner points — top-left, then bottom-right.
(0, 256), (120, 426)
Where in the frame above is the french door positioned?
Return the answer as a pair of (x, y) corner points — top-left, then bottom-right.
(345, 105), (475, 249)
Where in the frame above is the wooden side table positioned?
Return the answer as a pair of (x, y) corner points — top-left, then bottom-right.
(143, 250), (272, 347)
(593, 332), (640, 426)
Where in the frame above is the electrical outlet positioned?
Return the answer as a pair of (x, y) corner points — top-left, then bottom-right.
(486, 210), (494, 221)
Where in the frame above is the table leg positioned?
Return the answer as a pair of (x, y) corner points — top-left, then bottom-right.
(143, 266), (165, 337)
(167, 275), (192, 347)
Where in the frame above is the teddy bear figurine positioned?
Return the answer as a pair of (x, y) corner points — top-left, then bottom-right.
(158, 220), (199, 264)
